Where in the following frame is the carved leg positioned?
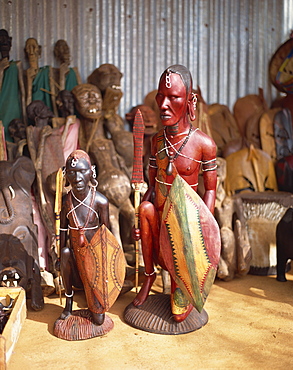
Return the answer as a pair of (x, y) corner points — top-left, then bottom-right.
(276, 251), (288, 282)
(60, 247), (74, 319)
(133, 201), (159, 307)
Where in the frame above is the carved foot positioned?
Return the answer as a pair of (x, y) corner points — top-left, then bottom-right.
(276, 275), (287, 282)
(172, 303), (194, 323)
(60, 296), (73, 320)
(91, 312), (105, 326)
(132, 273), (156, 307)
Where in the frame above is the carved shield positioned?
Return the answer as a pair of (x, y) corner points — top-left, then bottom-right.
(80, 225), (126, 312)
(160, 175), (221, 313)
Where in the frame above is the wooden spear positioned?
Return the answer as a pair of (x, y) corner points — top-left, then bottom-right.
(131, 109), (145, 293)
(54, 167), (64, 305)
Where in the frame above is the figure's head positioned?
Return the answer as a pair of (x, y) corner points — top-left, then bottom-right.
(8, 119), (26, 142)
(56, 90), (75, 117)
(24, 38), (41, 64)
(88, 63), (123, 94)
(26, 100), (54, 127)
(65, 150), (95, 194)
(126, 104), (158, 134)
(72, 83), (102, 119)
(0, 29), (12, 58)
(54, 39), (70, 64)
(156, 64), (196, 126)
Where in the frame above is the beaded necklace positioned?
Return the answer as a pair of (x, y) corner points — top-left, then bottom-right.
(163, 125), (195, 175)
(67, 188), (99, 247)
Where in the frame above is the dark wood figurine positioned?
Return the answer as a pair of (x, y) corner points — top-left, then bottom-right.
(54, 150), (125, 340)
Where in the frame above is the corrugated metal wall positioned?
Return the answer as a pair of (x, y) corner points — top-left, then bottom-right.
(0, 0), (292, 118)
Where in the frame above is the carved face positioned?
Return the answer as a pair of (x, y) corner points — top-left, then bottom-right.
(25, 38), (41, 64)
(26, 100), (54, 127)
(66, 157), (92, 195)
(8, 119), (27, 142)
(88, 64), (123, 94)
(56, 90), (75, 117)
(155, 73), (188, 127)
(54, 39), (70, 64)
(72, 84), (102, 119)
(0, 30), (12, 56)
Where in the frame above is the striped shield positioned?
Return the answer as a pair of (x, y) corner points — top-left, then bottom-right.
(160, 175), (221, 312)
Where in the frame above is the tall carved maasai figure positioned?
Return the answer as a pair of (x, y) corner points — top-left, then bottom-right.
(54, 150), (125, 340)
(125, 65), (221, 334)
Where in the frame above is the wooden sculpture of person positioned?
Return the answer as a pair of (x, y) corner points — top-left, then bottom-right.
(24, 37), (57, 115)
(0, 29), (27, 142)
(87, 64), (134, 174)
(53, 89), (80, 160)
(26, 100), (65, 270)
(59, 150), (110, 325)
(132, 65), (219, 323)
(71, 83), (104, 151)
(72, 83), (135, 248)
(56, 150), (125, 336)
(6, 118), (29, 160)
(54, 39), (82, 93)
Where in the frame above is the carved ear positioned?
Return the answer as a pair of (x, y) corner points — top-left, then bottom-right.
(12, 157), (35, 197)
(188, 95), (196, 122)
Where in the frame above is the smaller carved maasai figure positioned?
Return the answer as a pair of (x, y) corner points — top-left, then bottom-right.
(59, 150), (112, 326)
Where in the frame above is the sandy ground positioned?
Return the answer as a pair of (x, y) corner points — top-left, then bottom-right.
(7, 270), (293, 370)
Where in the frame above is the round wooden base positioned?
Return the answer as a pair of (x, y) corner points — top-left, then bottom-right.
(124, 294), (208, 335)
(54, 309), (113, 341)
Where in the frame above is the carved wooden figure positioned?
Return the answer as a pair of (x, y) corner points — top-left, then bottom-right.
(0, 29), (27, 142)
(0, 157), (44, 310)
(54, 150), (125, 340)
(26, 100), (65, 273)
(53, 39), (82, 93)
(24, 37), (57, 115)
(88, 64), (134, 174)
(72, 83), (135, 248)
(124, 65), (221, 334)
(53, 90), (80, 160)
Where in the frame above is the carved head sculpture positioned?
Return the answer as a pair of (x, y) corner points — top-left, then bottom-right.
(56, 90), (75, 118)
(8, 119), (27, 143)
(88, 63), (123, 95)
(54, 39), (71, 65)
(26, 100), (54, 128)
(126, 104), (159, 135)
(0, 29), (12, 59)
(24, 37), (41, 67)
(88, 64), (123, 114)
(72, 83), (102, 120)
(65, 150), (96, 195)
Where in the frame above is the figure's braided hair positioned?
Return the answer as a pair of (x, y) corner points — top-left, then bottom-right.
(161, 64), (193, 94)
